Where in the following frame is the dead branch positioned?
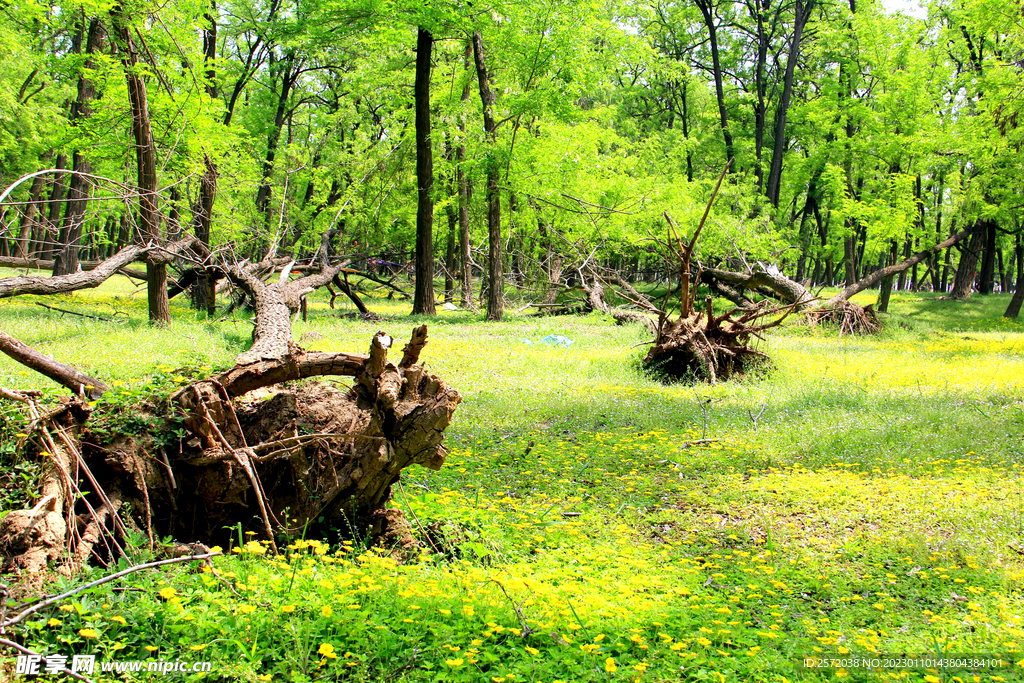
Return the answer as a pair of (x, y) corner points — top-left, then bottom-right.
(0, 331), (108, 398)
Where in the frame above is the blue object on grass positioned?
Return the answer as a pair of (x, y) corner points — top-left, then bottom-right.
(540, 334), (574, 347)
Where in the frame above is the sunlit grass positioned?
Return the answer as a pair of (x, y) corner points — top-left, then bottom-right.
(2, 277), (1023, 681)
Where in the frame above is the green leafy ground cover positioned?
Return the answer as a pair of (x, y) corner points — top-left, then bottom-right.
(2, 278), (1024, 682)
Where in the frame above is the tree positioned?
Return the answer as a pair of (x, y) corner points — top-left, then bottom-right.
(473, 30), (503, 322)
(412, 27), (436, 315)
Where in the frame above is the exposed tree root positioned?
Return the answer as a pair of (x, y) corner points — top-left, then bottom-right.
(642, 298), (793, 383)
(0, 325), (459, 586)
(0, 242), (461, 586)
(640, 161), (793, 383)
(805, 300), (882, 335)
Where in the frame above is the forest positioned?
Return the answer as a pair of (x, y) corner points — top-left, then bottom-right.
(0, 0), (1023, 680)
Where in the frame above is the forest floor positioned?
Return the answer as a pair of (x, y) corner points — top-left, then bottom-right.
(1, 274), (1023, 682)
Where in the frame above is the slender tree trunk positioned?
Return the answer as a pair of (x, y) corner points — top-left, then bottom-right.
(1004, 232), (1023, 318)
(878, 242), (897, 312)
(897, 236), (912, 291)
(116, 13), (170, 325)
(16, 175), (45, 259)
(412, 28), (436, 315)
(191, 157), (218, 315)
(749, 4), (769, 194)
(1002, 247), (1013, 293)
(765, 0), (814, 206)
(456, 44), (474, 309)
(472, 32), (502, 322)
(679, 78), (694, 182)
(42, 154), (68, 261)
(54, 17), (104, 276)
(979, 219), (997, 294)
(202, 6), (218, 98)
(929, 175), (943, 291)
(255, 50), (297, 237)
(694, 0), (735, 168)
(444, 201), (456, 304)
(941, 217), (956, 292)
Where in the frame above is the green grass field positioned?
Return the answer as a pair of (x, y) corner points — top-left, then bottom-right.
(2, 276), (1024, 682)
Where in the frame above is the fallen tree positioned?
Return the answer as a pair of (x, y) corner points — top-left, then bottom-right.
(823, 225), (974, 307)
(802, 225), (975, 334)
(0, 249), (461, 584)
(530, 269), (657, 330)
(700, 263), (814, 309)
(0, 245), (149, 299)
(0, 255), (149, 281)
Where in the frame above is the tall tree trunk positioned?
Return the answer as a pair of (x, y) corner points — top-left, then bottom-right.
(1001, 247), (1012, 293)
(54, 17), (104, 276)
(978, 219), (997, 294)
(412, 28), (436, 316)
(878, 241), (897, 312)
(16, 175), (45, 259)
(897, 236), (912, 291)
(191, 156), (218, 315)
(456, 43), (474, 310)
(748, 2), (769, 194)
(941, 216), (957, 292)
(472, 31), (502, 322)
(765, 0), (814, 206)
(42, 154), (68, 261)
(929, 174), (943, 291)
(444, 200), (456, 304)
(254, 50), (297, 238)
(116, 12), (170, 325)
(679, 78), (694, 182)
(202, 5), (218, 98)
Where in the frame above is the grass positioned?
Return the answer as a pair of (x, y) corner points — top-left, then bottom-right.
(1, 276), (1024, 682)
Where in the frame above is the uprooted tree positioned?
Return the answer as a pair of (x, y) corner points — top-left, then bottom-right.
(641, 164), (800, 383)
(0, 249), (460, 584)
(698, 224), (976, 335)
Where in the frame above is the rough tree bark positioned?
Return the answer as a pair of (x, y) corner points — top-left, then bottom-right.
(190, 156), (218, 315)
(700, 264), (815, 309)
(950, 220), (986, 300)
